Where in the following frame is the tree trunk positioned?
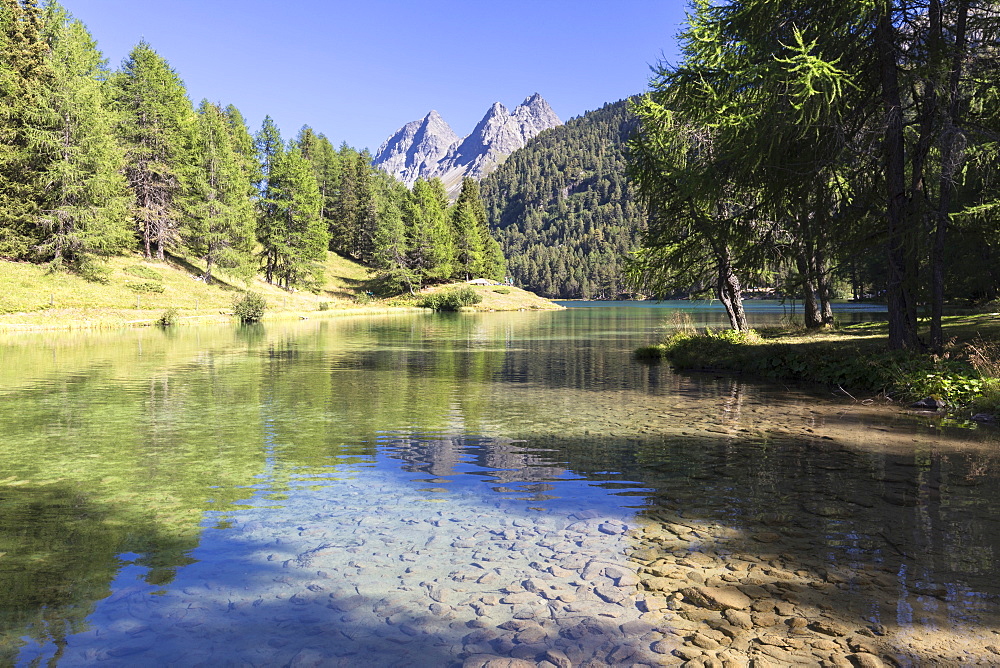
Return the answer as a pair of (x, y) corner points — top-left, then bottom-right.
(796, 253), (823, 328)
(716, 248), (748, 331)
(816, 250), (835, 325)
(930, 0), (969, 351)
(877, 3), (921, 350)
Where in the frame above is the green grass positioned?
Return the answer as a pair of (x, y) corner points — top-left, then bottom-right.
(0, 251), (389, 330)
(639, 314), (1000, 415)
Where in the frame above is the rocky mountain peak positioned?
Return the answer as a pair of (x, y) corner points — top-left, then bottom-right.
(374, 110), (459, 184)
(373, 95), (562, 198)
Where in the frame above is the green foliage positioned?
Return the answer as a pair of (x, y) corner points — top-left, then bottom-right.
(418, 287), (482, 311)
(407, 178), (453, 283)
(155, 307), (178, 327)
(34, 6), (133, 269)
(185, 100), (256, 283)
(317, 301), (330, 311)
(123, 264), (162, 280)
(77, 258), (111, 284)
(481, 100), (644, 298)
(258, 143), (328, 290)
(125, 280), (164, 293)
(651, 328), (997, 409)
(0, 0), (53, 259)
(232, 291), (266, 323)
(492, 288), (510, 295)
(111, 41), (195, 260)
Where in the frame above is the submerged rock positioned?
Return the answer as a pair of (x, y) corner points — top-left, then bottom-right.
(681, 586), (753, 611)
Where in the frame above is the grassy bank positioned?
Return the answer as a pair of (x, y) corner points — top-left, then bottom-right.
(637, 314), (1000, 416)
(0, 254), (560, 332)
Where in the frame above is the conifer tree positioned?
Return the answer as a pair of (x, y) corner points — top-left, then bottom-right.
(451, 177), (485, 279)
(186, 100), (255, 283)
(0, 0), (55, 258)
(406, 178), (453, 284)
(371, 175), (415, 292)
(223, 104), (261, 188)
(112, 41), (195, 260)
(268, 147), (328, 289)
(480, 232), (506, 282)
(35, 5), (132, 269)
(294, 127), (339, 253)
(331, 143), (359, 255)
(255, 115), (284, 283)
(353, 149), (377, 262)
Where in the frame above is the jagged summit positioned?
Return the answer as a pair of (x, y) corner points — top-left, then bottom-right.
(373, 94), (562, 197)
(374, 110), (459, 185)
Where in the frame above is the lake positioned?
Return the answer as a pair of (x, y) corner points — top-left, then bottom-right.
(1, 305), (997, 666)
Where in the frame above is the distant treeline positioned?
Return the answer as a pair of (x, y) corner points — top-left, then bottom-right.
(0, 0), (502, 292)
(481, 100), (646, 300)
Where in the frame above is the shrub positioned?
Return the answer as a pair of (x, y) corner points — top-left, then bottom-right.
(233, 291), (266, 323)
(318, 301), (330, 311)
(419, 287), (482, 311)
(354, 292), (374, 305)
(493, 288), (511, 295)
(156, 308), (178, 327)
(125, 281), (165, 293)
(78, 260), (111, 284)
(124, 265), (163, 281)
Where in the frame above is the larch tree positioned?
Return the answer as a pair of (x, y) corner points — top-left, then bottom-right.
(642, 0), (1000, 348)
(406, 178), (453, 285)
(35, 4), (133, 270)
(186, 100), (255, 283)
(268, 147), (328, 289)
(255, 115), (284, 283)
(112, 41), (195, 260)
(0, 0), (54, 259)
(451, 177), (485, 280)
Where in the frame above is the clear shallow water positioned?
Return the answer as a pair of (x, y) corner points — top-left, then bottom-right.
(1, 307), (999, 666)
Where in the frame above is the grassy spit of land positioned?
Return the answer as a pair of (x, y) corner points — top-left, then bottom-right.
(637, 313), (1000, 418)
(0, 253), (561, 332)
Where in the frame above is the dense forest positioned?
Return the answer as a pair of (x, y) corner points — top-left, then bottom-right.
(0, 0), (503, 294)
(481, 100), (646, 299)
(629, 0), (1000, 348)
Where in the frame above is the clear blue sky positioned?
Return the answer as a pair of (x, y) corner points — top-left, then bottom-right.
(64, 1), (688, 152)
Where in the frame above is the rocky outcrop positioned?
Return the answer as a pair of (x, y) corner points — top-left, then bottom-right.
(373, 110), (459, 185)
(374, 94), (561, 197)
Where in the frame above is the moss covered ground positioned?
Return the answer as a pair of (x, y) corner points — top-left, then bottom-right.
(637, 313), (1000, 416)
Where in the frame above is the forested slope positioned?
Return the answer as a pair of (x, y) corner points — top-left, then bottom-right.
(481, 100), (647, 299)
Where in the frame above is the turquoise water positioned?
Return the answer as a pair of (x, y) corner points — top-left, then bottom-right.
(0, 307), (997, 665)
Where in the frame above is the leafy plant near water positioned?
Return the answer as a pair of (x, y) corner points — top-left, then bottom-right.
(233, 292), (266, 323)
(156, 308), (178, 327)
(419, 287), (482, 311)
(645, 327), (1000, 410)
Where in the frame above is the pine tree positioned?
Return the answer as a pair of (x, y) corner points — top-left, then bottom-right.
(112, 41), (195, 260)
(0, 0), (55, 258)
(35, 5), (133, 269)
(186, 100), (255, 283)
